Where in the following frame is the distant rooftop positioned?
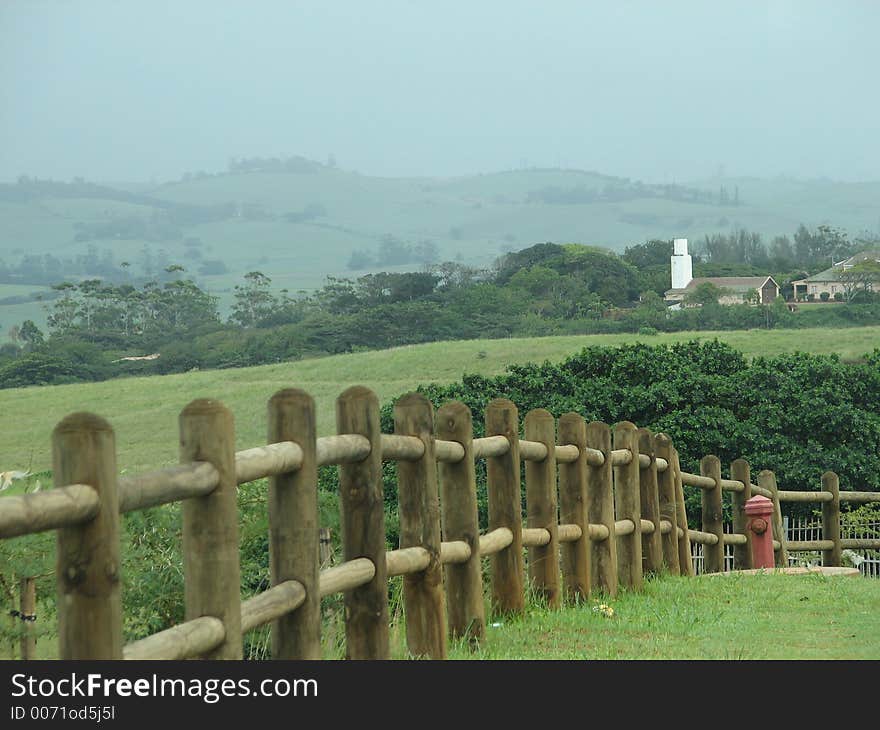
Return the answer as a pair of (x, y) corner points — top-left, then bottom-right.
(795, 249), (880, 283)
(665, 276), (774, 295)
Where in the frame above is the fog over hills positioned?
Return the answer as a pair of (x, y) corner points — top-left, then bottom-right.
(2, 1), (879, 333)
(2, 1), (879, 183)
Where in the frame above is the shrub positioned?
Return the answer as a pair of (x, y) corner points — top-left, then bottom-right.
(820, 292), (830, 302)
(391, 340), (880, 527)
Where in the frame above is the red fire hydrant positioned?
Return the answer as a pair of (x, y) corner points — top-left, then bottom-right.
(745, 495), (775, 569)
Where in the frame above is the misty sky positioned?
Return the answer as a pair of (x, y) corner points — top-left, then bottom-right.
(2, 1), (878, 184)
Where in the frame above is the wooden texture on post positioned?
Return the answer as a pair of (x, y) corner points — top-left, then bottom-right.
(700, 455), (724, 574)
(558, 413), (590, 601)
(19, 577), (35, 660)
(612, 422), (642, 590)
(267, 389), (320, 659)
(436, 402), (484, 645)
(637, 428), (663, 575)
(758, 470), (789, 567)
(730, 459), (753, 570)
(394, 393), (447, 659)
(586, 421), (617, 596)
(821, 471), (841, 568)
(336, 386), (389, 659)
(485, 399), (524, 616)
(654, 434), (680, 576)
(524, 409), (560, 608)
(180, 399), (242, 659)
(671, 448), (694, 576)
(53, 412), (122, 660)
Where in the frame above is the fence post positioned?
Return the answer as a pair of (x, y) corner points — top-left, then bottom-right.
(758, 470), (789, 567)
(671, 448), (694, 576)
(19, 577), (35, 660)
(180, 399), (242, 659)
(700, 455), (724, 574)
(558, 413), (590, 601)
(586, 421), (617, 596)
(613, 421), (642, 591)
(53, 412), (122, 660)
(730, 459), (754, 570)
(637, 428), (663, 575)
(485, 399), (524, 616)
(436, 402), (484, 646)
(267, 388), (320, 659)
(336, 386), (389, 659)
(654, 434), (680, 576)
(525, 409), (560, 608)
(395, 393), (447, 659)
(821, 471), (841, 568)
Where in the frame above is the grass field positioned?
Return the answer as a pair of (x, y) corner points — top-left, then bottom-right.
(442, 572), (880, 660)
(7, 562), (880, 660)
(1, 325), (878, 477)
(312, 571), (880, 660)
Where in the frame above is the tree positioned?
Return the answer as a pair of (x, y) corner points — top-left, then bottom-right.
(230, 271), (278, 328)
(18, 320), (44, 348)
(840, 260), (880, 303)
(684, 282), (728, 306)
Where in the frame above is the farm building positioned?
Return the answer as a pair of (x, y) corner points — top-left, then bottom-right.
(663, 238), (779, 306)
(791, 249), (880, 301)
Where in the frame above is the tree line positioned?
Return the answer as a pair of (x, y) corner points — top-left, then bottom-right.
(1, 225), (879, 389)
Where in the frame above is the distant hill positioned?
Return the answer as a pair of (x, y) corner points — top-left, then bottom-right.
(2, 161), (879, 335)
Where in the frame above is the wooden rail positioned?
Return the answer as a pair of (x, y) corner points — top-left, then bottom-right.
(0, 384), (873, 661)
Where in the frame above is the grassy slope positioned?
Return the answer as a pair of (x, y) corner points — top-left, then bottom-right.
(2, 326), (878, 476)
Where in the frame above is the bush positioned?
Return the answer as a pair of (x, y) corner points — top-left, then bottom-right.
(395, 340), (880, 527)
(820, 292), (830, 302)
(637, 326), (658, 335)
(834, 292), (844, 301)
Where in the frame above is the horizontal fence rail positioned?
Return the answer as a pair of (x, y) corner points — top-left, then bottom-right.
(0, 385), (875, 661)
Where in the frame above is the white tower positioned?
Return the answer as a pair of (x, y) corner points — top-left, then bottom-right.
(671, 238), (693, 289)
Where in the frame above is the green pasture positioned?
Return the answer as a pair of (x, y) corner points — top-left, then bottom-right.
(1, 325), (878, 477)
(7, 566), (878, 660)
(440, 572), (880, 660)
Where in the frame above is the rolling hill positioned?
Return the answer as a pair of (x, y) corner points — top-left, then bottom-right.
(2, 162), (879, 336)
(1, 325), (877, 477)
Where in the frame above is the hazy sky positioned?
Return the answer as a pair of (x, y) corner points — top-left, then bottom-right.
(2, 1), (878, 184)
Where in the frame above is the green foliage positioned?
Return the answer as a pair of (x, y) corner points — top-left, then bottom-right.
(684, 282), (728, 306)
(406, 340), (880, 525)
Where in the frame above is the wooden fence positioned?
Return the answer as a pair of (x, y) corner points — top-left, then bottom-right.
(1, 386), (879, 660)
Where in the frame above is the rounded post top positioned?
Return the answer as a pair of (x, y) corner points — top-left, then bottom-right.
(437, 400), (471, 419)
(744, 494), (774, 516)
(269, 388), (314, 406)
(337, 385), (379, 404)
(180, 398), (232, 417)
(53, 411), (113, 435)
(394, 391), (433, 410)
(486, 397), (517, 412)
(524, 408), (554, 424)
